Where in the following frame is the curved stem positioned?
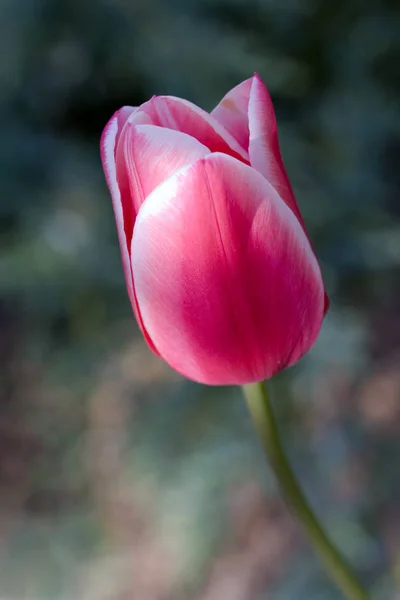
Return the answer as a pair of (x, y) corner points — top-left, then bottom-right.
(242, 381), (370, 600)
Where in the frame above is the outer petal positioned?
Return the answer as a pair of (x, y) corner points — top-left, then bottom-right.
(100, 109), (136, 307)
(212, 74), (329, 314)
(211, 75), (304, 224)
(131, 95), (249, 163)
(100, 117), (209, 353)
(247, 74), (306, 227)
(131, 153), (325, 385)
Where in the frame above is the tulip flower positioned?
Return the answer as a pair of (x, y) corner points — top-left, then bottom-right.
(100, 73), (327, 385)
(101, 76), (373, 600)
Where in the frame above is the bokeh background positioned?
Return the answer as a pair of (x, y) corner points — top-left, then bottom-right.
(1, 0), (400, 598)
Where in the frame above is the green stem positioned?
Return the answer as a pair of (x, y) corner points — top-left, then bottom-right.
(242, 381), (370, 600)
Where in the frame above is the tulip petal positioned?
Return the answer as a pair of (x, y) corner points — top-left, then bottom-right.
(210, 78), (253, 150)
(100, 110), (135, 305)
(131, 95), (249, 163)
(132, 153), (325, 385)
(99, 112), (156, 354)
(121, 124), (210, 216)
(115, 105), (138, 133)
(101, 118), (211, 355)
(248, 76), (330, 314)
(212, 75), (304, 225)
(247, 75), (305, 223)
(212, 75), (329, 315)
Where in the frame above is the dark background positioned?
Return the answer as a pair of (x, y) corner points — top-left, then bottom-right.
(1, 0), (400, 598)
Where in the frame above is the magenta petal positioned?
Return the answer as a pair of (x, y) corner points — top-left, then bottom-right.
(212, 74), (307, 230)
(100, 110), (136, 306)
(101, 119), (211, 356)
(210, 78), (253, 151)
(122, 124), (210, 215)
(100, 112), (159, 354)
(134, 95), (249, 163)
(247, 75), (307, 226)
(131, 153), (325, 385)
(115, 105), (138, 133)
(248, 75), (330, 314)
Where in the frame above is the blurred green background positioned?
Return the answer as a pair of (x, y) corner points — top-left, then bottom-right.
(1, 0), (399, 598)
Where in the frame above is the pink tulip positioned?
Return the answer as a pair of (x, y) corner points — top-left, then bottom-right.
(100, 74), (328, 385)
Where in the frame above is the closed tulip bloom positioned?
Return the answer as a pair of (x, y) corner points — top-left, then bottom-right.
(100, 74), (328, 385)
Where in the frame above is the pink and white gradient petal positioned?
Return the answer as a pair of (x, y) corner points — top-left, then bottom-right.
(122, 124), (210, 216)
(101, 109), (161, 352)
(131, 153), (325, 385)
(247, 74), (305, 227)
(100, 109), (135, 307)
(211, 75), (305, 226)
(132, 95), (249, 163)
(101, 117), (211, 354)
(212, 74), (329, 315)
(210, 78), (253, 151)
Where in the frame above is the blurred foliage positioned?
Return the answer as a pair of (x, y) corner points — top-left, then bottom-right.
(0, 0), (400, 598)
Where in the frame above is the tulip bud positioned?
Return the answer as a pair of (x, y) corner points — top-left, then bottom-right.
(101, 74), (327, 385)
